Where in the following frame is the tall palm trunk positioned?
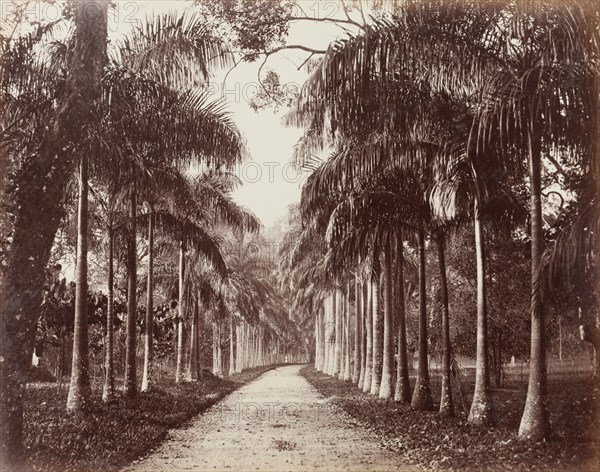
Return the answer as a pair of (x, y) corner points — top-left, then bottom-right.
(411, 228), (434, 410)
(395, 231), (411, 403)
(215, 322), (223, 376)
(188, 299), (199, 381)
(124, 185), (137, 397)
(102, 227), (115, 402)
(141, 208), (154, 392)
(328, 293), (336, 375)
(518, 125), (550, 441)
(343, 280), (352, 381)
(198, 301), (204, 380)
(353, 274), (362, 384)
(380, 238), (394, 399)
(212, 323), (217, 373)
(437, 231), (454, 417)
(323, 298), (330, 374)
(175, 241), (186, 383)
(338, 291), (346, 380)
(0, 0), (108, 463)
(468, 198), (493, 423)
(320, 307), (326, 371)
(333, 286), (342, 376)
(362, 281), (373, 392)
(229, 315), (235, 377)
(314, 313), (319, 368)
(236, 324), (243, 373)
(316, 308), (325, 371)
(358, 280), (367, 390)
(370, 268), (383, 395)
(66, 154), (91, 414)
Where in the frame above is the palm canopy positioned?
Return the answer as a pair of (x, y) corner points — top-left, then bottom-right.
(112, 11), (232, 86)
(288, 0), (597, 296)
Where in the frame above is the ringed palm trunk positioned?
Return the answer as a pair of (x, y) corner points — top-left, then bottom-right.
(124, 185), (137, 397)
(212, 323), (217, 373)
(141, 208), (154, 392)
(323, 298), (330, 374)
(333, 286), (342, 376)
(411, 228), (434, 410)
(328, 293), (336, 375)
(102, 227), (115, 402)
(316, 308), (325, 371)
(243, 324), (249, 370)
(468, 198), (493, 424)
(362, 280), (373, 392)
(344, 280), (352, 381)
(353, 274), (362, 384)
(318, 310), (323, 370)
(380, 238), (394, 399)
(236, 324), (243, 373)
(358, 280), (367, 390)
(437, 231), (454, 417)
(188, 299), (199, 381)
(175, 240), (186, 383)
(229, 315), (235, 377)
(216, 322), (223, 376)
(329, 294), (335, 375)
(66, 154), (91, 414)
(370, 270), (383, 396)
(196, 301), (203, 380)
(395, 231), (411, 403)
(320, 307), (326, 371)
(314, 313), (320, 368)
(338, 291), (345, 380)
(518, 125), (550, 441)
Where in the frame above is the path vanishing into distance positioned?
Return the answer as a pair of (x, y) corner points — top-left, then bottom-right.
(125, 365), (414, 471)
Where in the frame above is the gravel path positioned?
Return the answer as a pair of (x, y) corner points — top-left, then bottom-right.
(124, 365), (414, 471)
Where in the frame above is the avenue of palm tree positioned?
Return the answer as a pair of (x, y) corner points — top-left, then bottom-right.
(0, 1), (598, 471)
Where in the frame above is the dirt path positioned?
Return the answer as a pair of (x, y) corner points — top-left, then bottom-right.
(125, 365), (414, 471)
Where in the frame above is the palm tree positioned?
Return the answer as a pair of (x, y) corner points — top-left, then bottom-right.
(394, 230), (411, 403)
(467, 2), (598, 438)
(66, 148), (93, 414)
(1, 0), (109, 451)
(436, 230), (453, 417)
(60, 8), (243, 404)
(141, 202), (154, 392)
(286, 1), (514, 419)
(85, 177), (129, 402)
(103, 10), (241, 396)
(353, 270), (362, 384)
(171, 173), (259, 382)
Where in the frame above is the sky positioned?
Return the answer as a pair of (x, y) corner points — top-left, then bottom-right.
(1, 0), (361, 282)
(102, 0), (348, 230)
(2, 0), (367, 228)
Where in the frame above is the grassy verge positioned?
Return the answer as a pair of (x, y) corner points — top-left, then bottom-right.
(24, 365), (281, 472)
(300, 366), (599, 471)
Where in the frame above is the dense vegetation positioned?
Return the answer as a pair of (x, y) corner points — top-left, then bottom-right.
(272, 0), (598, 446)
(1, 2), (305, 469)
(1, 0), (598, 470)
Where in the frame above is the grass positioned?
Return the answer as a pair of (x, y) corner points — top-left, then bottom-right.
(300, 366), (599, 471)
(23, 365), (281, 472)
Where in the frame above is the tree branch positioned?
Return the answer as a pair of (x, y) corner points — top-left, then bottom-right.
(296, 52), (315, 71)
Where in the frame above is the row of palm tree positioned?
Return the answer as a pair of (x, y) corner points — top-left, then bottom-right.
(280, 0), (598, 442)
(1, 3), (304, 463)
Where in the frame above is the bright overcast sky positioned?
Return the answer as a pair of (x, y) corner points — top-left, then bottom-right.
(103, 0), (347, 230)
(4, 0), (357, 228)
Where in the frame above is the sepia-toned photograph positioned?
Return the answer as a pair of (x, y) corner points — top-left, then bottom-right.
(1, 0), (598, 470)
